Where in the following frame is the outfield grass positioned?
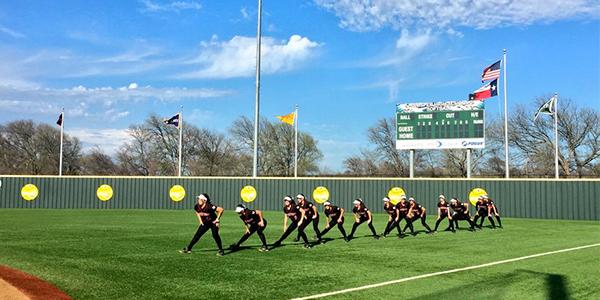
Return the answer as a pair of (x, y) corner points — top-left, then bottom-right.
(0, 209), (599, 299)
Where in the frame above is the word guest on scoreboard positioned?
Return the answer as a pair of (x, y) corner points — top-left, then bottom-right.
(396, 100), (485, 150)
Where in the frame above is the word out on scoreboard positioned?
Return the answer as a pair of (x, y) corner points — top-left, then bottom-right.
(396, 100), (485, 149)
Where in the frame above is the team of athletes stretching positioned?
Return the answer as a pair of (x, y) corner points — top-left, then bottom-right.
(180, 193), (503, 256)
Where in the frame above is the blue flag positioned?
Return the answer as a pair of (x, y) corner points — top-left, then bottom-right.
(163, 114), (180, 128)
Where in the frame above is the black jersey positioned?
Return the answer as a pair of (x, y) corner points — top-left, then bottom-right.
(325, 205), (342, 219)
(298, 200), (316, 218)
(476, 200), (487, 211)
(487, 199), (496, 207)
(384, 202), (397, 217)
(239, 209), (261, 225)
(353, 205), (370, 220)
(284, 204), (302, 222)
(450, 201), (467, 214)
(438, 201), (449, 213)
(396, 201), (410, 215)
(409, 201), (424, 215)
(194, 203), (218, 223)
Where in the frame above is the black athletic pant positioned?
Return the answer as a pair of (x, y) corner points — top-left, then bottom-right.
(494, 214), (503, 227)
(434, 213), (454, 231)
(319, 217), (347, 238)
(296, 216), (322, 241)
(275, 220), (309, 245)
(473, 210), (496, 228)
(348, 218), (378, 238)
(187, 223), (223, 251)
(383, 217), (402, 236)
(452, 212), (476, 229)
(234, 220), (268, 247)
(399, 215), (415, 234)
(407, 214), (432, 232)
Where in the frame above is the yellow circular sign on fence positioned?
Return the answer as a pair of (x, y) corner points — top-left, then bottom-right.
(169, 185), (186, 202)
(96, 184), (113, 202)
(21, 184), (39, 201)
(240, 185), (257, 203)
(469, 188), (488, 206)
(388, 187), (406, 205)
(312, 186), (330, 204)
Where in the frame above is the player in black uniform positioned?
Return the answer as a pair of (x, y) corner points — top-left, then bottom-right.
(449, 198), (476, 231)
(272, 196), (311, 249)
(396, 196), (415, 236)
(472, 196), (496, 229)
(382, 197), (402, 237)
(347, 199), (380, 240)
(295, 194), (323, 244)
(230, 204), (269, 252)
(319, 201), (349, 241)
(406, 197), (433, 234)
(180, 193), (224, 256)
(485, 195), (503, 228)
(433, 195), (454, 232)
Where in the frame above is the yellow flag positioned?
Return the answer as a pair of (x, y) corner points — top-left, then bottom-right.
(276, 112), (295, 125)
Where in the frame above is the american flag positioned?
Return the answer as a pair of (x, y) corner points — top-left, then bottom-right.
(481, 60), (501, 82)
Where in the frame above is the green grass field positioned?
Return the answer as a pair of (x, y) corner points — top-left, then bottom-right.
(1, 209), (599, 299)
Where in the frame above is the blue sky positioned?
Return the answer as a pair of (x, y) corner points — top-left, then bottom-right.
(0, 0), (598, 172)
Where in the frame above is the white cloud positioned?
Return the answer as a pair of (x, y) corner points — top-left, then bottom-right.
(240, 7), (250, 20)
(0, 25), (25, 39)
(396, 29), (433, 53)
(179, 34), (320, 79)
(314, 0), (600, 32)
(0, 84), (231, 118)
(69, 128), (133, 155)
(140, 0), (202, 13)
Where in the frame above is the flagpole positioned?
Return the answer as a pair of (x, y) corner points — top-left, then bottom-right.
(59, 108), (64, 176)
(252, 0), (263, 178)
(294, 104), (298, 178)
(178, 107), (183, 177)
(554, 93), (559, 179)
(502, 49), (509, 178)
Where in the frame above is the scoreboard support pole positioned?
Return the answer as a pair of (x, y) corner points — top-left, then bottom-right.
(466, 148), (472, 178)
(409, 149), (415, 178)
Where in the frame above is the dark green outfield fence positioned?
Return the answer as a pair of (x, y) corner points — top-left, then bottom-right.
(0, 176), (598, 220)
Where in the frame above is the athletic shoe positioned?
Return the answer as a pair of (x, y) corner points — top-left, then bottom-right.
(217, 250), (225, 256)
(259, 246), (269, 252)
(426, 231), (434, 235)
(344, 237), (350, 242)
(373, 235), (380, 240)
(303, 244), (312, 249)
(179, 248), (191, 254)
(229, 244), (240, 251)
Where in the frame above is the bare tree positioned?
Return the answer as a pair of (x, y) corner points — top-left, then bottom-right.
(81, 148), (119, 175)
(0, 120), (81, 175)
(229, 116), (322, 176)
(510, 96), (600, 177)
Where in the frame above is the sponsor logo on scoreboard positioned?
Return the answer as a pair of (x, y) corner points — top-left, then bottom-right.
(396, 138), (485, 150)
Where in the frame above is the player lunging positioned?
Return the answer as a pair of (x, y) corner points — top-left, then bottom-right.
(486, 195), (503, 228)
(433, 195), (455, 232)
(180, 194), (224, 256)
(319, 201), (349, 241)
(348, 199), (380, 241)
(406, 197), (433, 234)
(382, 197), (402, 237)
(230, 204), (269, 252)
(449, 198), (476, 231)
(272, 196), (311, 249)
(296, 194), (323, 244)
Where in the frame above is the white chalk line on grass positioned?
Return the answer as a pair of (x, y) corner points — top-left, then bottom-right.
(291, 243), (600, 300)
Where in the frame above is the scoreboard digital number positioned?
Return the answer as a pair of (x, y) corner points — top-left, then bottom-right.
(396, 101), (485, 150)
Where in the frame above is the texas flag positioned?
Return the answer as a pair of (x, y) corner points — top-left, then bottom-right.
(469, 79), (498, 101)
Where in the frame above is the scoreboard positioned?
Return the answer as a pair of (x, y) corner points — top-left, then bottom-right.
(396, 101), (485, 150)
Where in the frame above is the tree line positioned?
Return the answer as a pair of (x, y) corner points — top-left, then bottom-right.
(0, 116), (322, 176)
(1, 96), (598, 177)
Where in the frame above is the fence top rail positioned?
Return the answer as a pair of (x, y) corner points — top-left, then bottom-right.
(1, 175), (599, 182)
